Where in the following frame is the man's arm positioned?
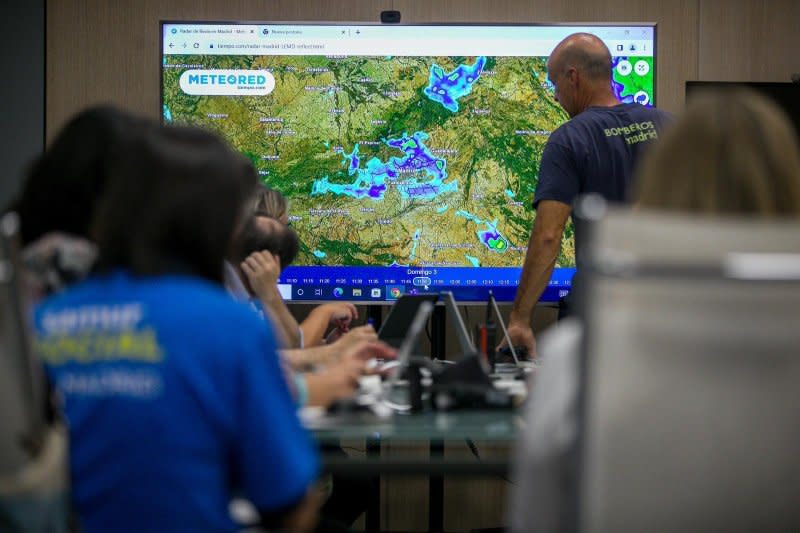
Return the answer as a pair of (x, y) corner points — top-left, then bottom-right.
(504, 200), (572, 357)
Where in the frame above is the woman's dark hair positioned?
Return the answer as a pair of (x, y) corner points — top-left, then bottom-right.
(234, 216), (299, 272)
(14, 106), (151, 245)
(92, 125), (257, 284)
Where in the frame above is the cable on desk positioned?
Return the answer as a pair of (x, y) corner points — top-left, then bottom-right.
(342, 446), (366, 454)
(465, 438), (515, 486)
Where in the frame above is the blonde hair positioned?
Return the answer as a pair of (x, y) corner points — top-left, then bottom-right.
(252, 185), (288, 220)
(635, 89), (800, 216)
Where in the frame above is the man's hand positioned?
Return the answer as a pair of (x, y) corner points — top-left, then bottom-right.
(240, 251), (281, 302)
(505, 200), (570, 359)
(497, 317), (537, 359)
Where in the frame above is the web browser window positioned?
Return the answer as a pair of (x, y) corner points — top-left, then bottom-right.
(161, 23), (656, 303)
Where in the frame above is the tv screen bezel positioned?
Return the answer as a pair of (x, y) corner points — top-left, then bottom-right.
(159, 20), (658, 305)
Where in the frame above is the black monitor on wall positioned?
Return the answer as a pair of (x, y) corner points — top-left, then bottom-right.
(686, 81), (800, 144)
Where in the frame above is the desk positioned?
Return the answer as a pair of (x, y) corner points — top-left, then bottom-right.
(305, 409), (521, 532)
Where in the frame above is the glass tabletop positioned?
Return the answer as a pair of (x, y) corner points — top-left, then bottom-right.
(303, 408), (523, 443)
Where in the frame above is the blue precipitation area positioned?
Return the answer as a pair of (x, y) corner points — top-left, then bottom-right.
(313, 250), (327, 259)
(465, 254), (481, 267)
(455, 210), (509, 253)
(505, 189), (515, 198)
(410, 229), (421, 260)
(162, 105), (172, 123)
(311, 131), (457, 201)
(436, 204), (450, 214)
(423, 56), (487, 112)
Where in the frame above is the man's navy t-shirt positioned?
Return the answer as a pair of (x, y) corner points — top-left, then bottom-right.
(534, 103), (672, 211)
(34, 271), (318, 533)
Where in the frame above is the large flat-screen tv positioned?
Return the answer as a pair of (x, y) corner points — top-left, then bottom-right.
(161, 22), (656, 303)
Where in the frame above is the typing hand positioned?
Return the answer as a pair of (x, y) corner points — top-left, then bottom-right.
(342, 340), (397, 375)
(329, 324), (378, 352)
(325, 355), (366, 400)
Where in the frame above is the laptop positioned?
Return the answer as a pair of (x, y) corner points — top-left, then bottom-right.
(382, 300), (435, 410)
(440, 290), (475, 356)
(487, 292), (536, 373)
(377, 293), (439, 349)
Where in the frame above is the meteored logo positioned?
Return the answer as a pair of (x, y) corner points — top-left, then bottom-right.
(179, 69), (275, 96)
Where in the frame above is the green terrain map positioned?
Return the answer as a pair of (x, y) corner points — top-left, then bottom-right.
(162, 54), (577, 268)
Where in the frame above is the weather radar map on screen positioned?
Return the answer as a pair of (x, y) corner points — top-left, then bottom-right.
(161, 23), (656, 302)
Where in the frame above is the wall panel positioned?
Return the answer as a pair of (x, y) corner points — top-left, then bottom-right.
(1, 0), (44, 209)
(698, 0), (800, 81)
(46, 0), (391, 141)
(47, 0), (800, 137)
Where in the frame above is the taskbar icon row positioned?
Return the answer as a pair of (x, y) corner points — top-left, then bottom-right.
(282, 284), (408, 301)
(278, 284), (567, 303)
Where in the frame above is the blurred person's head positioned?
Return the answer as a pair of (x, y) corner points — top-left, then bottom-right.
(253, 185), (289, 225)
(14, 106), (151, 245)
(546, 33), (615, 118)
(635, 89), (800, 215)
(93, 125), (257, 284)
(234, 215), (299, 274)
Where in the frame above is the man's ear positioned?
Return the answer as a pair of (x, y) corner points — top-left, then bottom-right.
(566, 67), (578, 86)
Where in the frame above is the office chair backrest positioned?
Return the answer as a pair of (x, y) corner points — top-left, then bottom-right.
(0, 213), (47, 475)
(577, 206), (800, 532)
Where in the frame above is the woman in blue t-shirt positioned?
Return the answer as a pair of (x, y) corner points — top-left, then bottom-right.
(33, 121), (321, 532)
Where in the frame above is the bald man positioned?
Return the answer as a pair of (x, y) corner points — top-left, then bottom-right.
(504, 33), (671, 357)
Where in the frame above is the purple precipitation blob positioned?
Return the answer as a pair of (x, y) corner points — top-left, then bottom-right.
(479, 230), (508, 252)
(368, 184), (386, 198)
(312, 131), (453, 201)
(387, 132), (447, 181)
(480, 231), (499, 246)
(342, 144), (361, 176)
(424, 56), (487, 112)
